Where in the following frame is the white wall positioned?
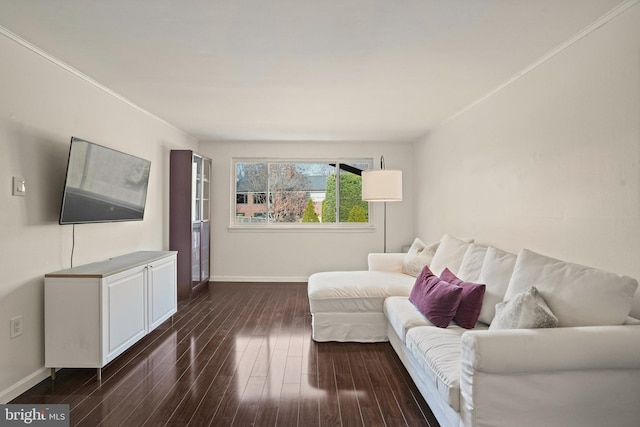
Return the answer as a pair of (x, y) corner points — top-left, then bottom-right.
(413, 5), (640, 315)
(0, 33), (197, 402)
(199, 140), (414, 281)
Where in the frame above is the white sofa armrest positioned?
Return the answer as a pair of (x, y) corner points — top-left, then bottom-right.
(462, 325), (640, 373)
(367, 253), (405, 273)
(459, 325), (640, 427)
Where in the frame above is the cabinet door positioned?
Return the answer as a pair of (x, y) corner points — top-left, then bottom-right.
(148, 255), (178, 331)
(104, 266), (146, 363)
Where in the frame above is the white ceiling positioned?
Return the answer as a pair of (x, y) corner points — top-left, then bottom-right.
(0, 0), (627, 142)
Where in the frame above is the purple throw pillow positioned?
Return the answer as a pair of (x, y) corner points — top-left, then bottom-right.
(409, 265), (464, 328)
(409, 264), (434, 301)
(440, 268), (486, 329)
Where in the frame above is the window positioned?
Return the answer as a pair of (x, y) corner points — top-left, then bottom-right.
(233, 159), (372, 226)
(252, 192), (266, 204)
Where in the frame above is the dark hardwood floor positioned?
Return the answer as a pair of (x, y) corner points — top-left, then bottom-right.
(13, 282), (439, 426)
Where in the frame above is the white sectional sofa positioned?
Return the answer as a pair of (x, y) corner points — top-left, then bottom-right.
(307, 235), (640, 427)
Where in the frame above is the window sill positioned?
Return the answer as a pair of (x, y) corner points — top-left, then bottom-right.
(227, 224), (375, 233)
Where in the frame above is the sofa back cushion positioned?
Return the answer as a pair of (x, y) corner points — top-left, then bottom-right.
(505, 249), (638, 327)
(477, 247), (517, 325)
(429, 234), (474, 276)
(410, 266), (463, 328)
(457, 243), (488, 282)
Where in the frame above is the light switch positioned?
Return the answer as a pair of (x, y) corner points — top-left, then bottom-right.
(12, 176), (25, 196)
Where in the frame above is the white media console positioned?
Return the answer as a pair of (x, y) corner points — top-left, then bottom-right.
(44, 251), (177, 381)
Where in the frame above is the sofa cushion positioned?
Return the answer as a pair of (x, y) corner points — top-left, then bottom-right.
(402, 238), (439, 277)
(505, 249), (638, 327)
(429, 234), (474, 276)
(308, 271), (415, 314)
(457, 243), (488, 282)
(477, 247), (517, 325)
(405, 325), (473, 412)
(409, 266), (463, 328)
(440, 268), (486, 329)
(384, 296), (432, 343)
(490, 285), (558, 330)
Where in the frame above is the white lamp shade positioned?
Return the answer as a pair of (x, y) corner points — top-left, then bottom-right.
(361, 169), (403, 201)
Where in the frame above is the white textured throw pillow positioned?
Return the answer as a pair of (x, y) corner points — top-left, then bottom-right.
(428, 234), (474, 277)
(402, 238), (439, 277)
(505, 249), (638, 327)
(490, 286), (558, 330)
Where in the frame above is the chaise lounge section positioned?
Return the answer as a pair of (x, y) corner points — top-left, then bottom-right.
(307, 234), (640, 427)
(307, 254), (413, 342)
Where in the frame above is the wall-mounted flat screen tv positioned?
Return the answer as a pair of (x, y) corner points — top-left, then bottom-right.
(59, 137), (151, 224)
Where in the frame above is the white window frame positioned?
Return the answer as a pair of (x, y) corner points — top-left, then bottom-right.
(229, 158), (374, 231)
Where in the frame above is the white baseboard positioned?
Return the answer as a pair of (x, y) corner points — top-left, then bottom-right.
(211, 275), (309, 283)
(0, 367), (52, 404)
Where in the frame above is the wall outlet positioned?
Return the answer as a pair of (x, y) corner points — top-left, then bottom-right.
(10, 315), (23, 338)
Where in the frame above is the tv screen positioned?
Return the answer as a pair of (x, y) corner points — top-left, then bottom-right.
(59, 137), (151, 224)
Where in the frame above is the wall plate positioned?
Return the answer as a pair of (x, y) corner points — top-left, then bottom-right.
(12, 176), (25, 196)
(10, 315), (23, 338)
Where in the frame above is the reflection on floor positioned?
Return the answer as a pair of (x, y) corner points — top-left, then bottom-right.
(13, 282), (439, 426)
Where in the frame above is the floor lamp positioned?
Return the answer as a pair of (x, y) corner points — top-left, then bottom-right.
(362, 156), (403, 253)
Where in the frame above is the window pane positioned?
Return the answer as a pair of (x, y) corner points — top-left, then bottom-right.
(339, 162), (369, 222)
(321, 168), (337, 223)
(268, 163), (307, 223)
(236, 162), (267, 223)
(300, 163), (334, 223)
(252, 192), (266, 204)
